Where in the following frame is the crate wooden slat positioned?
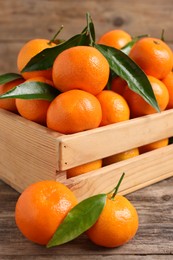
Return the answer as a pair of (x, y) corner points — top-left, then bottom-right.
(63, 145), (173, 201)
(0, 109), (65, 192)
(59, 109), (173, 170)
(0, 108), (173, 200)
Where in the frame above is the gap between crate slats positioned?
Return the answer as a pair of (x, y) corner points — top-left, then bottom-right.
(62, 144), (173, 201)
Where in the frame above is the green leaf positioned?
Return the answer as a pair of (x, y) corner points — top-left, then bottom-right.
(95, 44), (160, 112)
(22, 13), (96, 73)
(22, 24), (92, 73)
(0, 73), (23, 85)
(47, 193), (106, 248)
(21, 34), (84, 73)
(86, 12), (95, 46)
(0, 81), (59, 101)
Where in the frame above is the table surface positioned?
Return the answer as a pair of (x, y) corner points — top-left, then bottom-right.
(0, 177), (173, 259)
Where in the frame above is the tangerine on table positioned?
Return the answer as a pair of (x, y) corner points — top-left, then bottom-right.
(52, 46), (110, 95)
(96, 90), (130, 126)
(162, 71), (173, 109)
(17, 39), (56, 80)
(139, 138), (168, 154)
(15, 180), (77, 245)
(129, 37), (173, 80)
(97, 29), (132, 49)
(103, 148), (139, 166)
(0, 78), (25, 113)
(47, 89), (102, 134)
(86, 195), (139, 248)
(123, 75), (169, 118)
(67, 159), (102, 178)
(16, 77), (53, 125)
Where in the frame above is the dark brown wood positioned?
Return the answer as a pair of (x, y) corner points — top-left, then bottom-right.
(0, 178), (172, 258)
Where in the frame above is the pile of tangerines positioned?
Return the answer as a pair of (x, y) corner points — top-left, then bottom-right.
(1, 27), (173, 248)
(1, 28), (172, 176)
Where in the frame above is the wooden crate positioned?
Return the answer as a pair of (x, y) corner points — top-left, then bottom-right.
(0, 108), (173, 201)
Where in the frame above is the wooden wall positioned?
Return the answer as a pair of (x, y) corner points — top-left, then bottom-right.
(0, 0), (173, 74)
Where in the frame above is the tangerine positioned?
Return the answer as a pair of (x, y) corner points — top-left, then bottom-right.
(15, 180), (77, 245)
(110, 76), (127, 96)
(103, 148), (139, 166)
(97, 29), (132, 49)
(52, 46), (110, 95)
(96, 90), (130, 126)
(0, 78), (25, 113)
(67, 159), (102, 178)
(123, 75), (169, 118)
(47, 89), (102, 134)
(86, 195), (138, 248)
(139, 138), (168, 154)
(162, 71), (173, 109)
(16, 77), (53, 125)
(129, 37), (173, 79)
(17, 39), (56, 80)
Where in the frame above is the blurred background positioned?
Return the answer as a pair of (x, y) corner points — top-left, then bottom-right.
(0, 0), (173, 74)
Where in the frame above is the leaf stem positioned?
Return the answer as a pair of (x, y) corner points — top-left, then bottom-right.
(133, 34), (149, 40)
(109, 173), (125, 200)
(48, 25), (64, 45)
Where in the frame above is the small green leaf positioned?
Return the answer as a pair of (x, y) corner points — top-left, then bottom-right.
(0, 81), (59, 101)
(86, 12), (95, 46)
(47, 194), (106, 248)
(0, 73), (23, 85)
(95, 44), (160, 112)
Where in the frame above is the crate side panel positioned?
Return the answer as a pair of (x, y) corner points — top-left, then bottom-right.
(63, 144), (173, 201)
(59, 110), (173, 170)
(0, 109), (63, 192)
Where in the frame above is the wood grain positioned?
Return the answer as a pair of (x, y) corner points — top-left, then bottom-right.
(1, 107), (173, 200)
(0, 109), (66, 192)
(0, 0), (173, 74)
(1, 0), (173, 40)
(59, 110), (173, 170)
(0, 177), (172, 258)
(64, 144), (173, 201)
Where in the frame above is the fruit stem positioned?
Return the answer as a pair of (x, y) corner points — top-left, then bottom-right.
(48, 25), (64, 45)
(133, 34), (149, 40)
(161, 29), (165, 42)
(110, 173), (125, 199)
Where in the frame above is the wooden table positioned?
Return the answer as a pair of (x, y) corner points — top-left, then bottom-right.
(0, 178), (172, 259)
